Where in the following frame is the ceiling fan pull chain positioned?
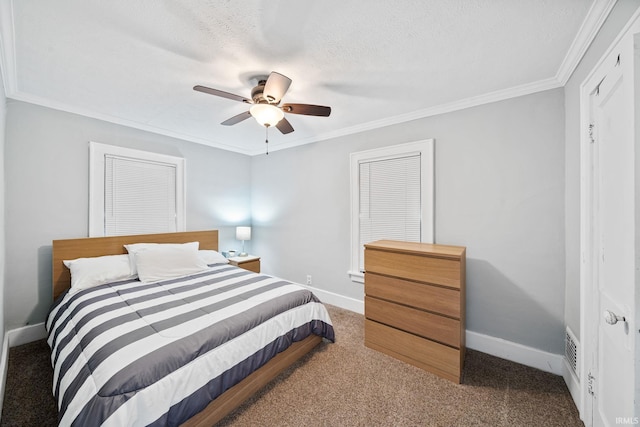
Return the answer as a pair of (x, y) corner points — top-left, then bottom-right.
(265, 125), (269, 155)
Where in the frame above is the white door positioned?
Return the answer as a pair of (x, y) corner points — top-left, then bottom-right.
(583, 29), (638, 426)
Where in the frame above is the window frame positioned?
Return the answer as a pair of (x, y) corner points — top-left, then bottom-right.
(348, 139), (435, 283)
(89, 141), (186, 237)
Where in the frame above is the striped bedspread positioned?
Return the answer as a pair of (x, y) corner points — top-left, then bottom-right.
(46, 264), (335, 426)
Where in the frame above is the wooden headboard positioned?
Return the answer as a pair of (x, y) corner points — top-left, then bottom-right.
(52, 230), (219, 300)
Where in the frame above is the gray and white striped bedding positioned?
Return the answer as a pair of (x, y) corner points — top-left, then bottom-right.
(46, 263), (335, 426)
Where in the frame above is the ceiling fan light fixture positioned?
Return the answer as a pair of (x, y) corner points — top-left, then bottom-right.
(249, 104), (284, 127)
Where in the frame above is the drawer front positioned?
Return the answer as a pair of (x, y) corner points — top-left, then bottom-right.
(365, 248), (461, 289)
(235, 259), (260, 273)
(365, 319), (461, 383)
(365, 273), (460, 318)
(365, 296), (460, 348)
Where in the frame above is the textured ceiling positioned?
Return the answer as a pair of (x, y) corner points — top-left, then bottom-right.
(0, 1), (606, 155)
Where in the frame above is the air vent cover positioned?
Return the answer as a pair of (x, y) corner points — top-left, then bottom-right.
(565, 327), (579, 378)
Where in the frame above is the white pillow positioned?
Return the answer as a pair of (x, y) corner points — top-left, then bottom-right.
(134, 244), (209, 283)
(124, 241), (199, 276)
(63, 254), (136, 293)
(199, 250), (229, 265)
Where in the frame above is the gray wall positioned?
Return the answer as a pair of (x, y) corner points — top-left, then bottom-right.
(4, 101), (252, 328)
(7, 0), (639, 350)
(252, 88), (566, 354)
(0, 70), (6, 342)
(563, 0), (640, 340)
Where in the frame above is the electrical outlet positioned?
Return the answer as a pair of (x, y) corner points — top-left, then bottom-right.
(306, 275), (312, 285)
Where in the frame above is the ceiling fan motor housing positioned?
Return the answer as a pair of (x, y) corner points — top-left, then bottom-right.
(252, 80), (274, 104)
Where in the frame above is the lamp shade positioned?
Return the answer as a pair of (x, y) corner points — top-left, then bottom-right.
(249, 104), (284, 127)
(236, 226), (251, 241)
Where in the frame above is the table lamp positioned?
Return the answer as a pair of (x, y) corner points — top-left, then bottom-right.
(236, 226), (251, 257)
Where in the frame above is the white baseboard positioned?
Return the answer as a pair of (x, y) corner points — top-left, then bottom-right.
(303, 285), (364, 314)
(466, 330), (564, 375)
(305, 287), (567, 375)
(0, 332), (9, 418)
(7, 323), (47, 347)
(563, 359), (582, 414)
(0, 310), (573, 416)
(0, 322), (47, 418)
(308, 288), (566, 377)
(0, 306), (580, 427)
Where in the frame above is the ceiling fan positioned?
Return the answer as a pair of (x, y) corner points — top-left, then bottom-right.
(193, 71), (331, 136)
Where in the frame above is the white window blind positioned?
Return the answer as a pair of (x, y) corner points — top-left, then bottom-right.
(358, 154), (421, 271)
(349, 139), (434, 283)
(104, 155), (178, 236)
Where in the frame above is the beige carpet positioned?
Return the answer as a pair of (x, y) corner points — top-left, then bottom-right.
(218, 305), (582, 426)
(1, 305), (582, 426)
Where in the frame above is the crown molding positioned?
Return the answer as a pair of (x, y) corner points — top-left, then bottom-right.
(251, 77), (563, 156)
(556, 0), (618, 85)
(7, 89), (255, 155)
(0, 0), (619, 156)
(7, 76), (563, 158)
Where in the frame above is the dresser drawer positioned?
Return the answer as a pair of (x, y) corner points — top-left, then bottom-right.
(365, 296), (460, 348)
(365, 319), (462, 383)
(238, 259), (260, 273)
(365, 248), (461, 289)
(365, 272), (460, 318)
(229, 258), (260, 273)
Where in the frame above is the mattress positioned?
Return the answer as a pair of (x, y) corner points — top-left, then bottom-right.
(46, 264), (335, 426)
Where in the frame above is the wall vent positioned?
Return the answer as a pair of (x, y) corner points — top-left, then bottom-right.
(565, 327), (579, 378)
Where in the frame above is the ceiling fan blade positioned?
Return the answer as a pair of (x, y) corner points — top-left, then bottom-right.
(194, 85), (251, 104)
(221, 111), (252, 126)
(263, 72), (292, 104)
(282, 103), (331, 117)
(275, 117), (294, 134)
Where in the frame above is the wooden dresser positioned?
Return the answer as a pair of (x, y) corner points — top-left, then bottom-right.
(364, 240), (466, 383)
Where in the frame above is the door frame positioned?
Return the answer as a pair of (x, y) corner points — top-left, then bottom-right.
(579, 10), (640, 425)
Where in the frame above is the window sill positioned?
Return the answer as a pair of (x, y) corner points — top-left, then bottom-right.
(348, 270), (364, 284)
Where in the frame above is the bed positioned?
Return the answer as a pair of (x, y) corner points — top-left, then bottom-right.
(46, 230), (335, 426)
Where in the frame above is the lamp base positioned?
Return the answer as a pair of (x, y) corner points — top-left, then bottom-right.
(238, 252), (248, 257)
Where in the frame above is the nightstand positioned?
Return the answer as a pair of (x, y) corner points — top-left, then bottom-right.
(228, 255), (260, 273)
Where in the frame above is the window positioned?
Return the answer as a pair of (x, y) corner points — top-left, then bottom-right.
(89, 142), (186, 237)
(349, 140), (434, 283)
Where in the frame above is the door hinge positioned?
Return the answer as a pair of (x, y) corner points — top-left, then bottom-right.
(588, 123), (596, 144)
(594, 73), (607, 96)
(588, 372), (596, 396)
